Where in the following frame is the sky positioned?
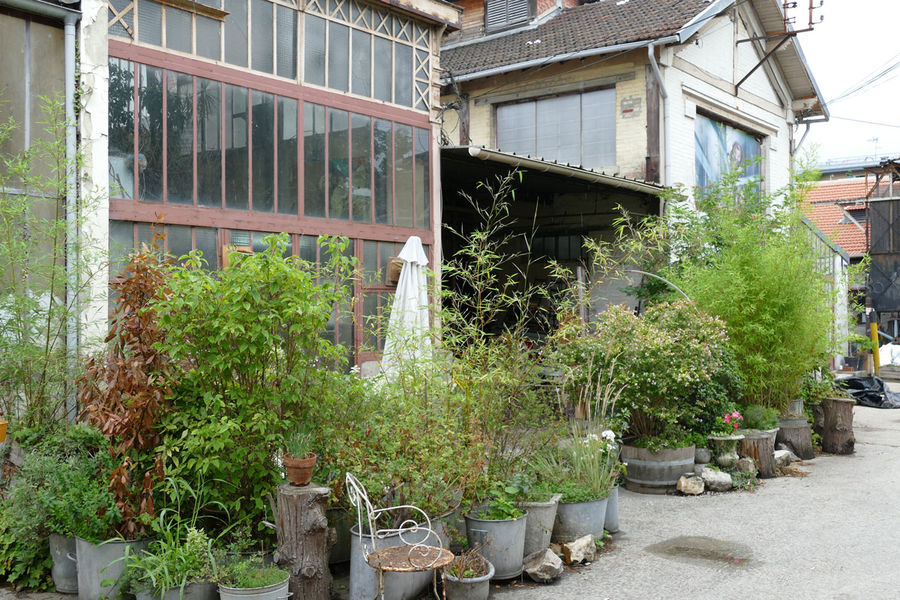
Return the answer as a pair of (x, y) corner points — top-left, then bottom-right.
(790, 0), (900, 165)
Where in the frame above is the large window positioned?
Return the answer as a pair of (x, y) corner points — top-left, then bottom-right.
(694, 113), (761, 188)
(496, 89), (616, 170)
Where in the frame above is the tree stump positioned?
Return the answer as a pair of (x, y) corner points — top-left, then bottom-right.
(776, 418), (815, 460)
(273, 482), (334, 600)
(822, 397), (855, 455)
(811, 404), (825, 439)
(739, 432), (776, 478)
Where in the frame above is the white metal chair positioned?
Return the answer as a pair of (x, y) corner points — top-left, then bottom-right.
(345, 473), (454, 600)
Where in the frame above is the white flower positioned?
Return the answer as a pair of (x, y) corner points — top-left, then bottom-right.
(601, 429), (616, 442)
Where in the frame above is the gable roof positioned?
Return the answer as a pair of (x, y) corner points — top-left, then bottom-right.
(442, 0), (710, 79)
(802, 179), (868, 257)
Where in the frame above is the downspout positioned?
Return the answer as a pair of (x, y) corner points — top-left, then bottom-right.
(647, 42), (670, 190)
(792, 123), (811, 156)
(64, 13), (78, 422)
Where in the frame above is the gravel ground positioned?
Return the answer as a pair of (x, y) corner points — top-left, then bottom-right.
(4, 398), (900, 600)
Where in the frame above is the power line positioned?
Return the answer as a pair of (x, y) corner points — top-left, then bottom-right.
(828, 57), (900, 105)
(830, 116), (900, 129)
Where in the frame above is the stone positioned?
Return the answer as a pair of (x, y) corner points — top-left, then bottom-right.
(523, 548), (564, 583)
(695, 447), (712, 464)
(776, 443), (801, 462)
(677, 474), (705, 495)
(549, 542), (563, 557)
(694, 463), (707, 476)
(562, 534), (596, 564)
(774, 449), (793, 468)
(700, 467), (733, 492)
(736, 457), (758, 474)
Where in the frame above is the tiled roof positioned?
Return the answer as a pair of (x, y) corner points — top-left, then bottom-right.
(802, 179), (868, 256)
(442, 0), (711, 77)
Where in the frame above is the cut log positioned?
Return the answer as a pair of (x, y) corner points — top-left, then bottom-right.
(822, 397), (855, 455)
(739, 432), (776, 478)
(811, 403), (825, 439)
(273, 482), (334, 600)
(776, 418), (815, 460)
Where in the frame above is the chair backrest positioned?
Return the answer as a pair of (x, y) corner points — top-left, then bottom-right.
(344, 473), (445, 569)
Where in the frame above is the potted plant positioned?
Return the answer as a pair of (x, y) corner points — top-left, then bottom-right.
(128, 527), (218, 600)
(217, 556), (289, 600)
(516, 476), (562, 557)
(442, 548), (494, 600)
(283, 430), (317, 487)
(740, 404), (780, 443)
(464, 483), (527, 580)
(0, 413), (7, 443)
(707, 410), (744, 468)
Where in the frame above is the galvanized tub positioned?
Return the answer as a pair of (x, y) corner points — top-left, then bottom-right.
(442, 558), (494, 600)
(519, 494), (561, 556)
(219, 577), (290, 600)
(604, 486), (620, 534)
(551, 497), (608, 543)
(349, 523), (442, 600)
(75, 537), (148, 600)
(50, 533), (77, 594)
(464, 513), (527, 580)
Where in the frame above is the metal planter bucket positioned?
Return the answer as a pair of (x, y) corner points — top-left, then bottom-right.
(552, 497), (608, 543)
(349, 523), (441, 600)
(327, 507), (352, 564)
(219, 577), (290, 600)
(519, 494), (561, 556)
(442, 558), (494, 600)
(463, 513), (527, 580)
(75, 537), (148, 600)
(50, 533), (77, 594)
(604, 486), (620, 534)
(135, 582), (219, 600)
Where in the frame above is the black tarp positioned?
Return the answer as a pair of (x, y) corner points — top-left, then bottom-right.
(839, 376), (900, 408)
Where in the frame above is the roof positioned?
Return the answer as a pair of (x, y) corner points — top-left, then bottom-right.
(443, 145), (666, 195)
(802, 179), (868, 256)
(442, 0), (710, 78)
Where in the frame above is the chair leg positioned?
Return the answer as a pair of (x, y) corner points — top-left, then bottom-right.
(377, 568), (385, 600)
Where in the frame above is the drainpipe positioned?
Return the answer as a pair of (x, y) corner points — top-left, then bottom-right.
(647, 42), (671, 189)
(64, 13), (78, 422)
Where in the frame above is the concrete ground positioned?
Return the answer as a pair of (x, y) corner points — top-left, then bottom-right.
(4, 397), (900, 600)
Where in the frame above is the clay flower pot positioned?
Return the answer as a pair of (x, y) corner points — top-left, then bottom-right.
(0, 419), (7, 443)
(284, 452), (317, 486)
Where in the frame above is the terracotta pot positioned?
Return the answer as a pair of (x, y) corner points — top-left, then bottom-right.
(284, 452), (316, 486)
(0, 419), (7, 443)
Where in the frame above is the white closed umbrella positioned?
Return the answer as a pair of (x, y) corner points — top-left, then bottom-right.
(381, 236), (431, 377)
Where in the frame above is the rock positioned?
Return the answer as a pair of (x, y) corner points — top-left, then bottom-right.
(562, 534), (596, 564)
(549, 542), (563, 557)
(694, 463), (707, 475)
(677, 474), (705, 495)
(736, 457), (758, 474)
(774, 449), (792, 468)
(776, 443), (801, 462)
(523, 548), (564, 583)
(695, 447), (712, 464)
(700, 467), (733, 492)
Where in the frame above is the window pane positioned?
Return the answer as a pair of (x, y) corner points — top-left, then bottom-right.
(373, 119), (392, 224)
(109, 220), (133, 276)
(224, 0), (248, 67)
(351, 114), (371, 222)
(167, 71), (194, 205)
(373, 37), (391, 102)
(251, 0), (274, 73)
(393, 43), (412, 107)
(378, 241), (397, 286)
(138, 64), (163, 202)
(167, 225), (192, 259)
(165, 7), (192, 53)
(299, 235), (317, 263)
(363, 240), (377, 285)
(225, 84), (249, 209)
(195, 226), (218, 270)
(328, 22), (349, 92)
(304, 102), (326, 217)
(363, 292), (378, 350)
(351, 30), (371, 97)
(536, 95), (580, 165)
(414, 127), (429, 229)
(276, 5), (297, 79)
(252, 91), (275, 212)
(197, 78), (221, 207)
(138, 0), (162, 46)
(304, 15), (326, 86)
(196, 16), (221, 60)
(278, 97), (298, 214)
(581, 88), (616, 169)
(109, 58), (135, 200)
(394, 124), (413, 227)
(328, 109), (349, 220)
(496, 102), (535, 155)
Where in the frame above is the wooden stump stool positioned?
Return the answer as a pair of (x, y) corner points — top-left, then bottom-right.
(776, 418), (815, 460)
(273, 482), (334, 600)
(822, 397), (855, 455)
(740, 431), (776, 478)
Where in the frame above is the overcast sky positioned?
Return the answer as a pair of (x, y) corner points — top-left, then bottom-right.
(791, 0), (900, 164)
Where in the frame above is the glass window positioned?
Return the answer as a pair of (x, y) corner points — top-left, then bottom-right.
(299, 234), (317, 263)
(328, 109), (350, 220)
(278, 97), (298, 214)
(109, 221), (134, 276)
(351, 30), (371, 97)
(197, 78), (222, 208)
(167, 71), (195, 205)
(304, 15), (326, 86)
(394, 124), (413, 227)
(225, 84), (249, 210)
(251, 0), (274, 73)
(328, 22), (350, 92)
(252, 91), (275, 212)
(138, 64), (164, 202)
(137, 0), (162, 46)
(165, 7), (192, 53)
(393, 43), (412, 107)
(224, 0), (248, 67)
(168, 224), (192, 258)
(414, 127), (429, 229)
(109, 58), (135, 200)
(276, 5), (297, 79)
(373, 118), (392, 224)
(196, 16), (221, 60)
(373, 37), (392, 102)
(195, 227), (219, 270)
(351, 114), (372, 222)
(694, 113), (761, 187)
(304, 102), (326, 217)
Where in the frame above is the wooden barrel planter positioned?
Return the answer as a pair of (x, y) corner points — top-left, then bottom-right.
(776, 418), (815, 460)
(620, 444), (695, 494)
(822, 397), (855, 454)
